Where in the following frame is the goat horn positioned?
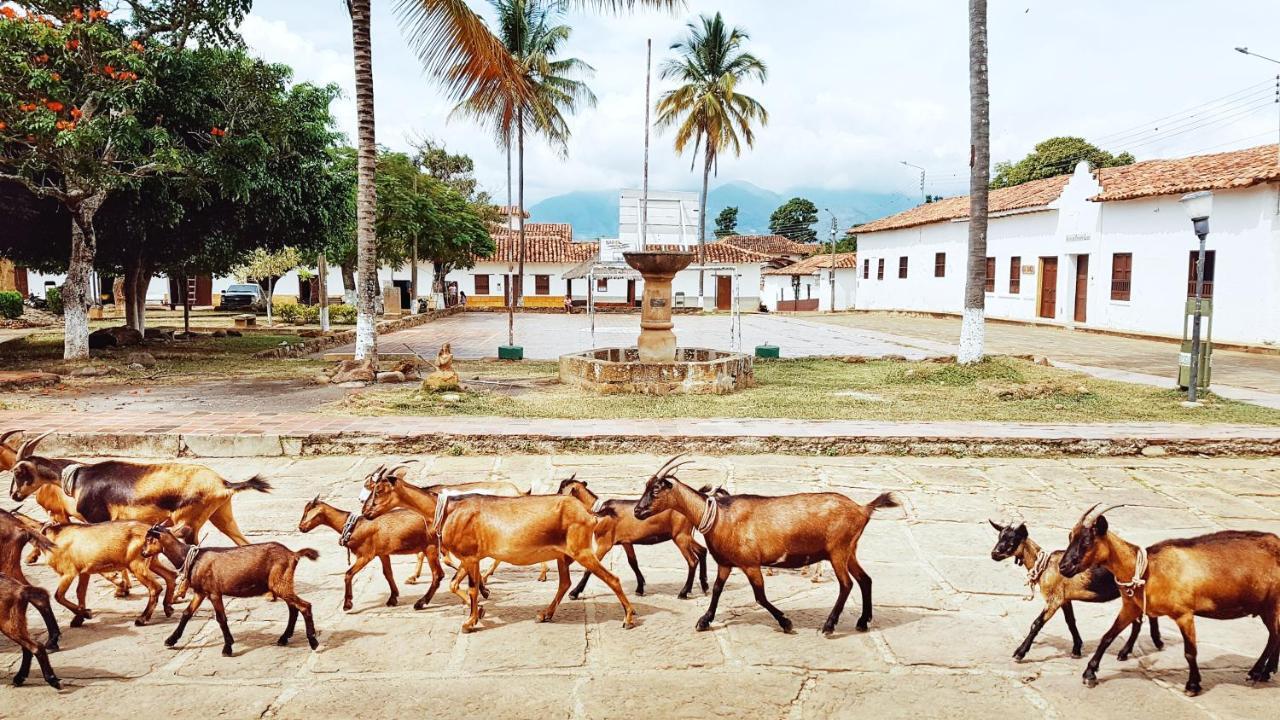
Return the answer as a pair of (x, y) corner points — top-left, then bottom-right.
(651, 454), (686, 478)
(16, 431), (53, 460)
(661, 460), (695, 478)
(1093, 504), (1128, 523)
(386, 463), (416, 478)
(0, 429), (22, 448)
(1077, 503), (1102, 527)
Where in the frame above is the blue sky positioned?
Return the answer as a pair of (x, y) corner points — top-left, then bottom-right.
(243, 1), (1280, 204)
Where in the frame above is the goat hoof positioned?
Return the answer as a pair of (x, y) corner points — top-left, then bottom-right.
(677, 592), (689, 600)
(1116, 651), (1128, 661)
(69, 616), (85, 628)
(536, 611), (554, 623)
(277, 636), (290, 647)
(164, 637), (178, 648)
(412, 600), (428, 611)
(163, 605), (174, 618)
(1184, 684), (1201, 697)
(855, 620), (869, 632)
(461, 624), (476, 634)
(114, 589), (130, 599)
(622, 619), (635, 630)
(406, 576), (420, 585)
(45, 639), (59, 653)
(134, 618), (147, 627)
(1154, 640), (1165, 650)
(221, 646), (234, 657)
(696, 618), (712, 632)
(779, 620), (795, 634)
(308, 636), (319, 650)
(1082, 675), (1098, 689)
(386, 596), (398, 607)
(635, 587), (645, 596)
(12, 674), (26, 687)
(480, 587), (491, 600)
(45, 676), (61, 690)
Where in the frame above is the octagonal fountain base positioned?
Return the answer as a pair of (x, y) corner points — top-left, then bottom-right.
(559, 347), (754, 395)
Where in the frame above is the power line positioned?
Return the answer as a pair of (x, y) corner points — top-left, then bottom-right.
(1093, 78), (1275, 143)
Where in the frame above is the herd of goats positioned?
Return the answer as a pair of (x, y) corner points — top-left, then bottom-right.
(1, 429), (1279, 699)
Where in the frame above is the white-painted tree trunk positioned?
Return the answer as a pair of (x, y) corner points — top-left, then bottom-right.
(63, 192), (104, 360)
(958, 307), (986, 363)
(959, 0), (990, 365)
(317, 253), (330, 332)
(350, 0), (378, 364)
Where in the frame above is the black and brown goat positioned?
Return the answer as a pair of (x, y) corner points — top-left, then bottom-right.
(361, 469), (635, 632)
(634, 456), (898, 635)
(7, 431), (268, 543)
(0, 509), (60, 651)
(557, 476), (708, 599)
(41, 520), (176, 627)
(297, 497), (436, 611)
(989, 519), (1162, 660)
(0, 573), (61, 689)
(141, 524), (319, 656)
(1060, 504), (1280, 696)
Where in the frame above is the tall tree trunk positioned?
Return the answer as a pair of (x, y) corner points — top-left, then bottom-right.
(517, 116), (526, 309)
(410, 237), (419, 312)
(340, 261), (356, 299)
(133, 268), (150, 336)
(959, 0), (989, 365)
(317, 253), (330, 332)
(350, 0), (379, 364)
(63, 191), (105, 360)
(506, 139), (513, 230)
(697, 149), (711, 308)
(122, 250), (148, 335)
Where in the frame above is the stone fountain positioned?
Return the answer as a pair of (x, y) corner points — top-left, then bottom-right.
(558, 249), (754, 395)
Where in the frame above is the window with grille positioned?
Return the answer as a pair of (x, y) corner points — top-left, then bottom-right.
(1111, 253), (1132, 301)
(898, 257), (908, 279)
(984, 257), (995, 293)
(934, 252), (945, 277)
(535, 275), (550, 295)
(877, 258), (885, 280)
(596, 278), (608, 292)
(474, 274), (490, 295)
(1009, 256), (1021, 294)
(863, 259), (870, 279)
(1187, 250), (1215, 298)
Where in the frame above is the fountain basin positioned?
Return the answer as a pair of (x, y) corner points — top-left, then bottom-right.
(559, 347), (754, 395)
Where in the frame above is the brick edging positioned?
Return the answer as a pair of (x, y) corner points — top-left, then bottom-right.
(253, 305), (463, 359)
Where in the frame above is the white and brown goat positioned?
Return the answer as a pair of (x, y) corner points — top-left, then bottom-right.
(634, 456), (899, 635)
(297, 496), (437, 611)
(557, 475), (708, 599)
(6, 430), (268, 544)
(989, 519), (1162, 660)
(1060, 504), (1280, 696)
(361, 469), (635, 632)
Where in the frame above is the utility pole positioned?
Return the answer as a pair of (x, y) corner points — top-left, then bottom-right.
(1232, 49), (1280, 212)
(640, 38), (652, 251)
(825, 209), (837, 312)
(901, 161), (926, 204)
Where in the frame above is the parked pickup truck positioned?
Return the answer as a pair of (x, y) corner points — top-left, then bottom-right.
(218, 284), (266, 312)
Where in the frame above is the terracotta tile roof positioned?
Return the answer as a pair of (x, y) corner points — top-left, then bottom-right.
(763, 252), (858, 276)
(715, 234), (817, 256)
(1093, 144), (1280, 201)
(478, 223), (597, 263)
(852, 175), (1070, 234)
(645, 243), (779, 264)
(494, 205), (530, 218)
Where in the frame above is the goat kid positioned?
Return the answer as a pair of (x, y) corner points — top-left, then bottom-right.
(635, 456), (898, 635)
(41, 520), (176, 627)
(0, 574), (61, 689)
(297, 496), (437, 611)
(142, 524), (319, 656)
(7, 431), (267, 544)
(362, 470), (635, 632)
(989, 520), (1162, 660)
(558, 475), (708, 599)
(1060, 504), (1280, 696)
(0, 509), (60, 650)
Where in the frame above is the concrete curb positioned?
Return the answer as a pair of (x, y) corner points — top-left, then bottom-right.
(17, 427), (1280, 459)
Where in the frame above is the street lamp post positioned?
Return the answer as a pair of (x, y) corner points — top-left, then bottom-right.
(1179, 190), (1214, 404)
(824, 208), (837, 312)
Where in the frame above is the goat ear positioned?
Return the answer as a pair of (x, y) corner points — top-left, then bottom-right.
(158, 517), (174, 528)
(988, 519), (1002, 532)
(1014, 523), (1028, 538)
(1093, 514), (1108, 535)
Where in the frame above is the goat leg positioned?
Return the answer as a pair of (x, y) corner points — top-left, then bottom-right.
(1247, 611), (1278, 683)
(1173, 613), (1201, 696)
(1083, 602), (1141, 688)
(278, 604), (298, 646)
(1116, 618), (1144, 661)
(412, 548), (445, 610)
(697, 545), (709, 593)
(298, 597), (318, 650)
(623, 544), (646, 596)
(568, 568), (592, 600)
(848, 556), (874, 632)
(13, 647), (32, 687)
(342, 554), (374, 611)
(210, 594), (235, 657)
(128, 559), (162, 626)
(742, 566), (792, 633)
(406, 551), (426, 584)
(1149, 616), (1164, 650)
(697, 564), (732, 631)
(672, 535), (701, 600)
(379, 555), (399, 606)
(537, 556), (573, 623)
(33, 646), (59, 689)
(26, 587), (59, 652)
(573, 550), (635, 629)
(166, 593), (205, 648)
(149, 559), (177, 618)
(822, 550), (854, 636)
(461, 560), (484, 633)
(1061, 602), (1084, 658)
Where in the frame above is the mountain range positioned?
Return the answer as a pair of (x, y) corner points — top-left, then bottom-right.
(527, 181), (917, 239)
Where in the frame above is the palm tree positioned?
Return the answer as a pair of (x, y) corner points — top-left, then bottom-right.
(958, 0), (989, 364)
(655, 12), (767, 306)
(346, 0), (380, 364)
(453, 0), (595, 310)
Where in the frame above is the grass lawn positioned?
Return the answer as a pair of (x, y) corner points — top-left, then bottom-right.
(327, 356), (1280, 424)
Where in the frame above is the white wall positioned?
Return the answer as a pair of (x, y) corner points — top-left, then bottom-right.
(762, 269), (858, 312)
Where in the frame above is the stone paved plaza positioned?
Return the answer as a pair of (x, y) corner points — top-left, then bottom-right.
(3, 454), (1279, 718)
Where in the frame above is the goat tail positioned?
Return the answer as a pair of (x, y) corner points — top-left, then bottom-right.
(23, 527), (55, 553)
(864, 492), (901, 514)
(295, 548), (320, 562)
(225, 475), (273, 494)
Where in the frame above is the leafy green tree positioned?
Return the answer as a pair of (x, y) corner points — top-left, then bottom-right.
(820, 234), (856, 253)
(713, 206), (738, 238)
(232, 246), (302, 324)
(991, 136), (1134, 189)
(655, 12), (767, 301)
(769, 197), (818, 243)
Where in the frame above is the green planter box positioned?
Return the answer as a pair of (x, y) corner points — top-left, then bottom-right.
(755, 344), (780, 359)
(498, 345), (524, 360)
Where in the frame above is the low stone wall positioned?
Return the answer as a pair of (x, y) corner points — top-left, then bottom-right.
(559, 346), (754, 395)
(253, 305), (463, 359)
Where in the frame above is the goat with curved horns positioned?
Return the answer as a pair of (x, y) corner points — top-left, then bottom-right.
(558, 475), (708, 599)
(2, 432), (89, 564)
(1060, 504), (1280, 696)
(7, 430), (268, 544)
(634, 456), (899, 635)
(362, 466), (636, 632)
(989, 519), (1161, 661)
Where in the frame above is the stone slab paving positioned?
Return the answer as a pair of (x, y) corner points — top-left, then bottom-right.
(3, 454), (1280, 718)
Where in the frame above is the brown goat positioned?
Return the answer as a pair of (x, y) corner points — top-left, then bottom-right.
(1060, 504), (1280, 696)
(989, 519), (1162, 660)
(0, 509), (60, 651)
(41, 520), (176, 627)
(141, 525), (319, 656)
(297, 497), (437, 611)
(6, 431), (267, 543)
(557, 476), (708, 599)
(0, 574), (61, 689)
(634, 456), (898, 635)
(11, 509), (133, 598)
(361, 470), (635, 632)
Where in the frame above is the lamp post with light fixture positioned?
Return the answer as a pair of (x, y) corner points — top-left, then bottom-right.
(1179, 190), (1213, 403)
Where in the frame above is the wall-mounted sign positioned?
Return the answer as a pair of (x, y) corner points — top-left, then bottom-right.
(1065, 233), (1091, 242)
(1022, 264), (1036, 275)
(649, 298), (667, 308)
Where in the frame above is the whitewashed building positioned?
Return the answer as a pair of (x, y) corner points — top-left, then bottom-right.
(762, 252), (859, 312)
(851, 144), (1280, 346)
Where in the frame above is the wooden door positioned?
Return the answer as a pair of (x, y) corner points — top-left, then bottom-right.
(1038, 257), (1058, 319)
(13, 266), (28, 296)
(1073, 255), (1089, 323)
(715, 275), (732, 311)
(626, 279), (637, 306)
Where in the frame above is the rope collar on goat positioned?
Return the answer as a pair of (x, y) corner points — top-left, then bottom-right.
(696, 495), (719, 535)
(60, 463), (85, 496)
(1024, 550), (1051, 600)
(591, 498), (607, 515)
(1116, 546), (1149, 618)
(430, 491), (452, 536)
(177, 544), (202, 587)
(339, 512), (360, 548)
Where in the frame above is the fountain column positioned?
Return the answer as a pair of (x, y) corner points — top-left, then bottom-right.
(623, 251), (694, 363)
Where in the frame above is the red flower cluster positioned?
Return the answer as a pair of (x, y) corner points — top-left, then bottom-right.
(32, 53), (49, 65)
(89, 8), (109, 21)
(55, 120), (77, 131)
(18, 103), (38, 112)
(70, 107), (82, 119)
(66, 39), (80, 50)
(130, 40), (145, 52)
(46, 100), (64, 112)
(0, 7), (17, 20)
(0, 122), (7, 131)
(210, 127), (227, 137)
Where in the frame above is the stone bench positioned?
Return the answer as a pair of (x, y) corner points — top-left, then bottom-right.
(234, 314), (257, 328)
